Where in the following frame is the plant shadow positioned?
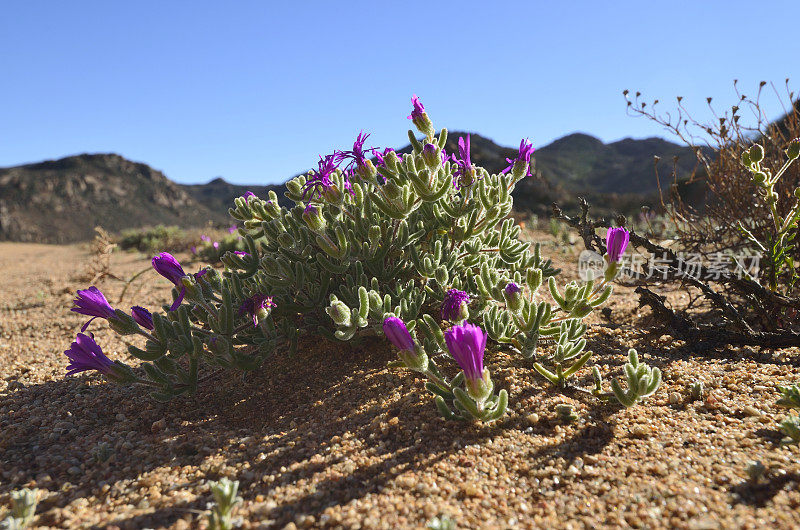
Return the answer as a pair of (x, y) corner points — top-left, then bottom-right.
(1, 336), (497, 528)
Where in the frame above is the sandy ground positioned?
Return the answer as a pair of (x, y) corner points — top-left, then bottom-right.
(1, 235), (800, 529)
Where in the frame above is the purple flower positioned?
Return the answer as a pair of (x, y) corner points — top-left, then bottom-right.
(190, 246), (198, 255)
(504, 282), (522, 296)
(64, 333), (116, 377)
(228, 225), (238, 234)
(233, 251), (249, 257)
(422, 143), (442, 167)
(441, 288), (470, 321)
(71, 286), (117, 332)
(152, 252), (187, 311)
(212, 241), (220, 250)
(407, 94), (434, 137)
(452, 135), (477, 189)
(383, 316), (416, 351)
(501, 138), (535, 177)
(131, 306), (154, 330)
(239, 293), (276, 326)
(336, 130), (371, 176)
(606, 227), (630, 263)
(242, 191), (256, 202)
(408, 94), (425, 121)
(444, 322), (487, 382)
(302, 154), (339, 201)
(374, 148), (397, 168)
(201, 234), (211, 243)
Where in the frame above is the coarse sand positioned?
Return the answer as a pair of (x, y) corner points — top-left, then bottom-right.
(1, 236), (799, 529)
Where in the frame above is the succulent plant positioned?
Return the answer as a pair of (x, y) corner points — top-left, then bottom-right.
(610, 349), (662, 408)
(63, 96), (617, 422)
(207, 478), (241, 530)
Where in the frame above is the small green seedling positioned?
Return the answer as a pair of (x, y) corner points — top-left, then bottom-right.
(777, 383), (800, 409)
(779, 414), (800, 445)
(1, 489), (38, 530)
(689, 379), (704, 401)
(207, 478), (242, 530)
(555, 403), (579, 423)
(427, 515), (456, 530)
(611, 349), (662, 408)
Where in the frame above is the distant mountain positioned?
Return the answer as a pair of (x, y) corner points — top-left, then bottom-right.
(0, 154), (225, 243)
(181, 177), (288, 214)
(0, 132), (705, 243)
(425, 130), (701, 194)
(431, 131), (704, 215)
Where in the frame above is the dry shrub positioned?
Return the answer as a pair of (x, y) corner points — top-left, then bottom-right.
(625, 80), (800, 287)
(79, 227), (119, 283)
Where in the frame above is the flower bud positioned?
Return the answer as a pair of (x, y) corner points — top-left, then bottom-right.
(302, 205), (327, 233)
(326, 300), (351, 327)
(108, 310), (141, 336)
(383, 316), (415, 349)
(503, 282), (523, 312)
(749, 143), (764, 163)
(422, 143), (441, 168)
(605, 227), (630, 263)
(752, 171), (767, 184)
(741, 150), (751, 167)
(408, 95), (435, 138)
(444, 323), (489, 401)
(383, 316), (429, 372)
(510, 158), (529, 179)
(465, 368), (493, 403)
(787, 139), (800, 161)
(131, 306), (154, 330)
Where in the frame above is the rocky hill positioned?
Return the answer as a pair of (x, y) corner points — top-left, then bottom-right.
(435, 131), (703, 215)
(0, 154), (225, 243)
(0, 133), (704, 243)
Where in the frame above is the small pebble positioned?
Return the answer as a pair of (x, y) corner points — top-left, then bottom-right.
(742, 405), (762, 417)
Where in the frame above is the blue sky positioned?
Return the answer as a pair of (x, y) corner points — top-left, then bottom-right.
(1, 1), (797, 184)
